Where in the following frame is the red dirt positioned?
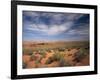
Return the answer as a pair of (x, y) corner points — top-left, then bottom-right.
(23, 48), (89, 68)
(26, 60), (36, 68)
(23, 55), (31, 64)
(47, 61), (60, 67)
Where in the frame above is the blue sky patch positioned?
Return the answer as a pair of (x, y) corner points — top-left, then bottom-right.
(22, 11), (89, 41)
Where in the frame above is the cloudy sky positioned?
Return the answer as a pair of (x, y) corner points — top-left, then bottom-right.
(22, 11), (89, 41)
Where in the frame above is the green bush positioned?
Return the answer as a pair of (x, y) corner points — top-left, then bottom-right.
(23, 49), (33, 55)
(46, 52), (63, 64)
(45, 52), (71, 67)
(59, 58), (72, 67)
(58, 48), (66, 52)
(74, 48), (89, 62)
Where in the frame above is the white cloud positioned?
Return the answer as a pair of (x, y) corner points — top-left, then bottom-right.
(65, 14), (84, 21)
(24, 11), (88, 36)
(68, 30), (89, 35)
(26, 22), (73, 35)
(67, 24), (89, 35)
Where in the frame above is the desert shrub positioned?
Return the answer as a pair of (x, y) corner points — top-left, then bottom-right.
(76, 47), (80, 50)
(46, 52), (65, 65)
(67, 48), (71, 51)
(46, 52), (61, 64)
(30, 53), (35, 61)
(45, 57), (54, 64)
(53, 52), (71, 66)
(23, 49), (33, 55)
(38, 49), (46, 57)
(59, 58), (72, 67)
(74, 48), (89, 62)
(58, 48), (65, 52)
(80, 48), (89, 55)
(54, 52), (64, 60)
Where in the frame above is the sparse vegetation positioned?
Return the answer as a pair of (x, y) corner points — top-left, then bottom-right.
(22, 41), (89, 69)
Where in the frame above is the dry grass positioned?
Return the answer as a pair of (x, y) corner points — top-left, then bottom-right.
(22, 41), (89, 69)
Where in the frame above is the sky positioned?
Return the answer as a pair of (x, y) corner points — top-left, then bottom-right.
(22, 11), (89, 41)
